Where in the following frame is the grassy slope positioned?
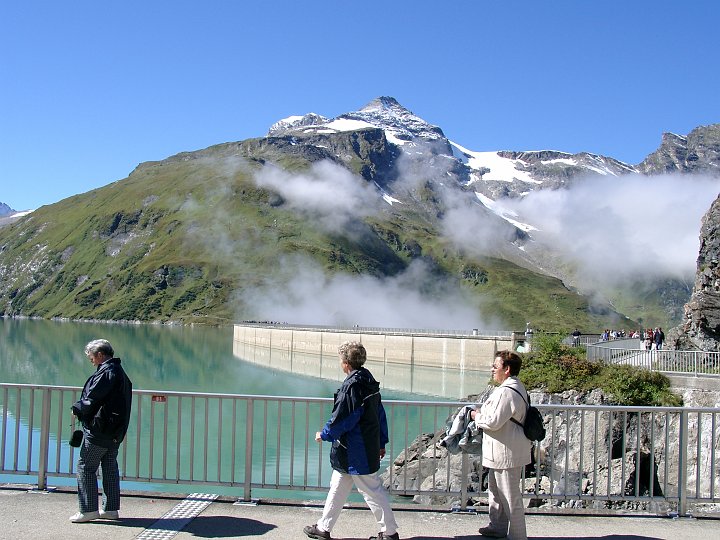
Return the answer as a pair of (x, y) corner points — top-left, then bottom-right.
(0, 143), (639, 330)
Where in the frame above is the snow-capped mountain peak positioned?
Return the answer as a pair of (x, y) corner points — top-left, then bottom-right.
(337, 96), (447, 145)
(267, 96), (447, 149)
(265, 97), (719, 206)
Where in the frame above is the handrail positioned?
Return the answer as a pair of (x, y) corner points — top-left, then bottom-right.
(239, 322), (516, 338)
(1, 382), (718, 516)
(586, 344), (720, 376)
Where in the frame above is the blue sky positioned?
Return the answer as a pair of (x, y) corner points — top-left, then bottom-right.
(2, 1), (718, 211)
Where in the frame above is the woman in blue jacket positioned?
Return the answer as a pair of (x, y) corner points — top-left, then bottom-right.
(304, 341), (399, 540)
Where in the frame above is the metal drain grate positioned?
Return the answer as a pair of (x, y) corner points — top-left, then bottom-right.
(135, 493), (218, 540)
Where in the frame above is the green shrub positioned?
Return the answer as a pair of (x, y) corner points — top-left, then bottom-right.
(520, 333), (682, 406)
(597, 365), (682, 407)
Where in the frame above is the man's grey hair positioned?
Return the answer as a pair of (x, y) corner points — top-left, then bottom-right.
(338, 341), (366, 370)
(84, 339), (114, 358)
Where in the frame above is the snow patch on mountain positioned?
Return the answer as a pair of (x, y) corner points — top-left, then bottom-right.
(541, 157), (577, 166)
(475, 192), (537, 232)
(267, 113), (329, 136)
(374, 182), (403, 206)
(449, 141), (539, 185)
(324, 118), (375, 132)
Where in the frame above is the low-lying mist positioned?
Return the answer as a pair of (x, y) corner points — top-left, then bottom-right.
(230, 156), (719, 330)
(501, 173), (720, 285)
(236, 256), (499, 330)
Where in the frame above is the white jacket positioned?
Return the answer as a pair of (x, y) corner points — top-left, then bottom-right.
(476, 376), (532, 469)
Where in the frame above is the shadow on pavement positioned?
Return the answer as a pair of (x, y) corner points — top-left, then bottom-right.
(181, 515), (277, 537)
(87, 516), (276, 537)
(332, 536), (666, 540)
(461, 536), (664, 540)
(527, 537), (665, 540)
(79, 516), (157, 528)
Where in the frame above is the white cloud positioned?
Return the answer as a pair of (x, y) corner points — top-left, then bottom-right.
(253, 160), (380, 231)
(440, 200), (522, 255)
(238, 257), (499, 330)
(503, 173), (720, 282)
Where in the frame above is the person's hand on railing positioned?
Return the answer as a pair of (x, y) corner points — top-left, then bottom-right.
(315, 431), (322, 442)
(379, 448), (386, 459)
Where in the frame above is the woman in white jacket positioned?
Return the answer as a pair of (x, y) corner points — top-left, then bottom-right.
(471, 350), (531, 540)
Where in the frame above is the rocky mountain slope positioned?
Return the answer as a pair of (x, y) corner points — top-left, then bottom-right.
(637, 125), (720, 175)
(668, 194), (720, 350)
(1, 98), (718, 329)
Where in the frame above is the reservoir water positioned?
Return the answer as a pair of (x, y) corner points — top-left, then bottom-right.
(1, 318), (342, 397)
(1, 319), (492, 398)
(0, 318), (487, 499)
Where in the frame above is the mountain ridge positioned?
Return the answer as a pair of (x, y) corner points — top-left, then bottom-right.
(1, 97), (718, 330)
(267, 96), (719, 201)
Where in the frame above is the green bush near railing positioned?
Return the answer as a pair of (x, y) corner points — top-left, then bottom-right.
(597, 364), (683, 406)
(520, 333), (683, 406)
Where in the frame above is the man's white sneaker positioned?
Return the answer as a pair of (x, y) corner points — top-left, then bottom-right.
(69, 511), (100, 523)
(99, 509), (119, 519)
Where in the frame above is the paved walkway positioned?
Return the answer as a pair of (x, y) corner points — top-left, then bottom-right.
(0, 485), (717, 540)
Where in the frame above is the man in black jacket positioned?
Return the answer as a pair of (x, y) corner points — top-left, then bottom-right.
(69, 339), (132, 523)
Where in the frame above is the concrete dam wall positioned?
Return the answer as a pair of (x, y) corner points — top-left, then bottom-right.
(232, 325), (523, 398)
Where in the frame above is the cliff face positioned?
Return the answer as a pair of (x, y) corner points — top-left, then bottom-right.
(636, 124), (720, 175)
(668, 194), (720, 350)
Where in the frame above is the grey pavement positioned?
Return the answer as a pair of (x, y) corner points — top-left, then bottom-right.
(0, 484), (717, 540)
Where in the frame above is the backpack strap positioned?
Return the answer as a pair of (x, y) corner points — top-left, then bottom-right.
(506, 386), (529, 428)
(506, 385), (530, 406)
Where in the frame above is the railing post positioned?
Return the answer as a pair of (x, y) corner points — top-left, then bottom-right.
(243, 398), (254, 501)
(678, 409), (688, 516)
(460, 451), (468, 510)
(37, 387), (52, 491)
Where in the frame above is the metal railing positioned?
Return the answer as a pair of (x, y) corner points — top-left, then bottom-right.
(240, 322), (515, 339)
(586, 344), (720, 376)
(1, 383), (718, 515)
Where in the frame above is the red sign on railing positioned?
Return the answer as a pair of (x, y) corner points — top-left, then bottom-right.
(151, 395), (167, 403)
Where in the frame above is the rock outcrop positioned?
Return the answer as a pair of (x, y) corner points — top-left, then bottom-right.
(668, 194), (720, 350)
(636, 124), (720, 175)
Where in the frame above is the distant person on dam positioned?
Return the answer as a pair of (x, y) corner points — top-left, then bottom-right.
(304, 341), (399, 540)
(571, 328), (581, 347)
(654, 327), (665, 350)
(470, 350), (531, 540)
(644, 328), (654, 350)
(69, 339), (133, 524)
